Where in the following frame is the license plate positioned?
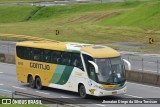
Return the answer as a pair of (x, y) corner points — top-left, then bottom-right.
(112, 91), (117, 94)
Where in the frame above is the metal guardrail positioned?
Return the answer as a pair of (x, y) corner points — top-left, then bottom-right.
(0, 89), (83, 107)
(14, 91), (69, 105)
(130, 57), (159, 73)
(0, 89), (14, 98)
(0, 0), (123, 6)
(122, 55), (160, 74)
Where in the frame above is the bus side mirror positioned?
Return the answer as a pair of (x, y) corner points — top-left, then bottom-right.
(123, 59), (131, 70)
(88, 61), (99, 74)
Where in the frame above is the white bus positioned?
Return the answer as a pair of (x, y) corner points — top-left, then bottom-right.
(16, 41), (131, 98)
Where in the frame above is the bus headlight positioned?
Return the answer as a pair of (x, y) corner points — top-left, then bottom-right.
(96, 83), (126, 90)
(95, 85), (106, 90)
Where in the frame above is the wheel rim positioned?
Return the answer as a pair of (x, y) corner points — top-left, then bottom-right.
(29, 76), (34, 87)
(36, 78), (41, 89)
(80, 86), (86, 97)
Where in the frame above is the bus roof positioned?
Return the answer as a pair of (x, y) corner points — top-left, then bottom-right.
(16, 41), (120, 58)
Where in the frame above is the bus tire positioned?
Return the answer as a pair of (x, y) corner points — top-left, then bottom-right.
(79, 84), (87, 98)
(28, 75), (35, 88)
(35, 77), (42, 90)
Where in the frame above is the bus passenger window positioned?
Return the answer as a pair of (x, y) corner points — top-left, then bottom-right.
(82, 54), (96, 80)
(52, 51), (61, 64)
(16, 46), (24, 59)
(43, 50), (51, 63)
(33, 49), (41, 61)
(61, 52), (71, 65)
(88, 63), (96, 81)
(71, 54), (84, 71)
(24, 47), (31, 60)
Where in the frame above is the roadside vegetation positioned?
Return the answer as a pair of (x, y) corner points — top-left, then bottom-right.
(0, 0), (160, 53)
(0, 95), (7, 98)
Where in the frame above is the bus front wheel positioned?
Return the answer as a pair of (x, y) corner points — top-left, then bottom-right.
(35, 77), (42, 90)
(28, 75), (35, 88)
(79, 84), (87, 98)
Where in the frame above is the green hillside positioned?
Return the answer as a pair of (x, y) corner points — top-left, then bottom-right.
(100, 1), (160, 29)
(30, 1), (141, 20)
(0, 2), (141, 23)
(0, 0), (160, 53)
(0, 6), (38, 23)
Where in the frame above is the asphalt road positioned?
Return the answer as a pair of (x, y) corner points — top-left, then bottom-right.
(0, 40), (160, 73)
(0, 0), (123, 7)
(0, 63), (160, 107)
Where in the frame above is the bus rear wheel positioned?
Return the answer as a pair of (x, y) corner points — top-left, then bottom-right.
(28, 75), (35, 88)
(35, 77), (42, 90)
(79, 84), (87, 98)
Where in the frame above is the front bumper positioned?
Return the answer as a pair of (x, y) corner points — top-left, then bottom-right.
(93, 86), (127, 96)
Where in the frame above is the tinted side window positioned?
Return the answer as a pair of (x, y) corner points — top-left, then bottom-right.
(16, 46), (84, 71)
(70, 53), (84, 71)
(88, 63), (96, 81)
(30, 48), (42, 61)
(61, 52), (71, 66)
(16, 46), (24, 59)
(82, 54), (94, 75)
(51, 51), (62, 64)
(82, 54), (97, 81)
(42, 50), (52, 63)
(24, 47), (32, 60)
(16, 46), (31, 60)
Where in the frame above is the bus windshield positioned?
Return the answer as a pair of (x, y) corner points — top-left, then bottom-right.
(95, 57), (125, 84)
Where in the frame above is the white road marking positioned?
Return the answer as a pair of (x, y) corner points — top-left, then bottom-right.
(88, 102), (94, 104)
(144, 69), (157, 72)
(35, 91), (49, 95)
(125, 94), (143, 98)
(60, 96), (76, 100)
(0, 62), (15, 66)
(0, 84), (4, 85)
(12, 86), (26, 90)
(0, 72), (4, 73)
(137, 69), (157, 72)
(128, 82), (160, 89)
(1, 45), (8, 47)
(143, 61), (156, 64)
(61, 96), (69, 98)
(95, 104), (106, 106)
(0, 89), (12, 93)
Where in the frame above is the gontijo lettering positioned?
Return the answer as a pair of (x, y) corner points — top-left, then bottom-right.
(30, 62), (50, 70)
